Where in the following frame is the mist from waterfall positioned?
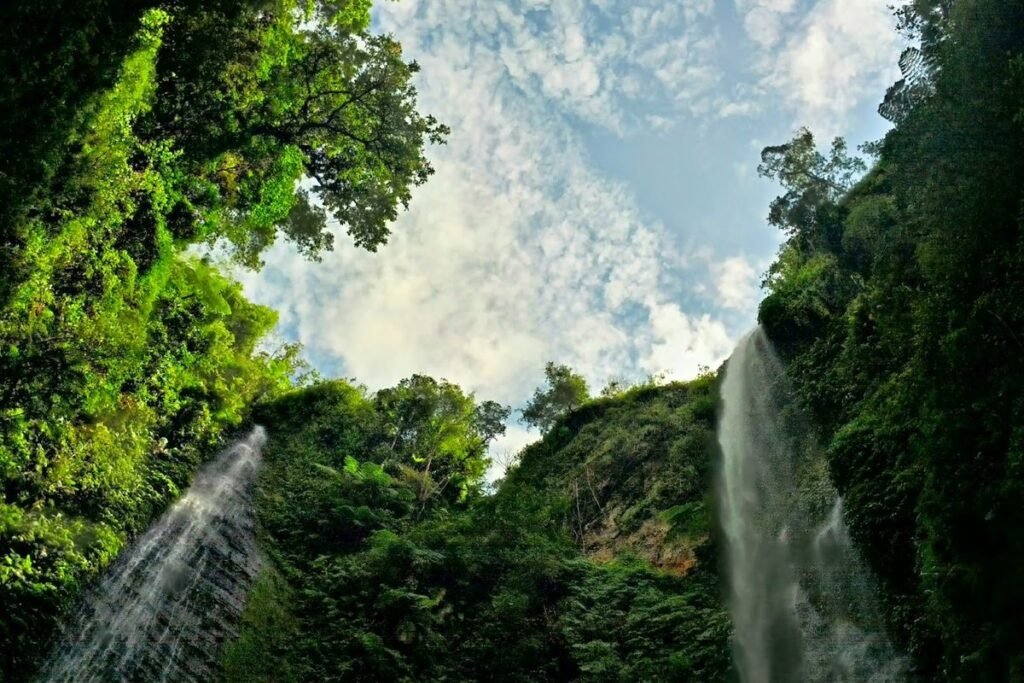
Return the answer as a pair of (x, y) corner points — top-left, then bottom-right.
(717, 329), (905, 683)
(38, 427), (267, 683)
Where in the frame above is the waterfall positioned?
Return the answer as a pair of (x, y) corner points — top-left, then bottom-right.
(38, 427), (267, 683)
(717, 329), (904, 683)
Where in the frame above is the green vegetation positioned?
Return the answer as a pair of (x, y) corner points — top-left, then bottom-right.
(1, 3), (727, 679)
(521, 362), (592, 434)
(0, 1), (443, 677)
(5, 0), (1024, 680)
(226, 376), (729, 682)
(757, 1), (1024, 679)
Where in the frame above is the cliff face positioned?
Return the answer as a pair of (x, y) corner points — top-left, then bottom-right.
(751, 3), (1024, 677)
(502, 377), (720, 576)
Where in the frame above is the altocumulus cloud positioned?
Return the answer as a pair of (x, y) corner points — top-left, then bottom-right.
(239, 0), (904, 423)
(739, 0), (902, 136)
(239, 0), (740, 409)
(395, 0), (725, 133)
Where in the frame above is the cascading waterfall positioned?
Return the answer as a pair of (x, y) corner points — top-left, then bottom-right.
(38, 427), (267, 683)
(717, 329), (904, 682)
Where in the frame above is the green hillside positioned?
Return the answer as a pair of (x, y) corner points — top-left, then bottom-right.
(224, 377), (730, 682)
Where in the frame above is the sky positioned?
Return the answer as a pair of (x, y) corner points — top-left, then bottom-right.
(239, 0), (905, 463)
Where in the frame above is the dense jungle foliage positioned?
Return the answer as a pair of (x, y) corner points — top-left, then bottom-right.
(0, 0), (443, 677)
(5, 0), (1024, 680)
(758, 0), (1024, 679)
(224, 377), (730, 682)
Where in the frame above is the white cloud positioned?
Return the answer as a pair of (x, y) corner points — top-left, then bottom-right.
(749, 0), (903, 136)
(735, 0), (798, 47)
(379, 0), (722, 133)
(242, 0), (900, 421)
(711, 256), (760, 311)
(240, 0), (741, 410)
(718, 99), (760, 118)
(639, 300), (733, 380)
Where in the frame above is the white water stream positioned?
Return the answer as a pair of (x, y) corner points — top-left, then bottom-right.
(717, 329), (905, 682)
(38, 427), (266, 682)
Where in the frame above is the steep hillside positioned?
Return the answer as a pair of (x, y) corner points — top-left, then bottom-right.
(224, 376), (730, 682)
(756, 2), (1024, 679)
(504, 377), (720, 576)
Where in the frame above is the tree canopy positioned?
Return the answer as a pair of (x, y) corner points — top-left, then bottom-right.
(757, 129), (865, 253)
(521, 363), (591, 434)
(121, 1), (449, 268)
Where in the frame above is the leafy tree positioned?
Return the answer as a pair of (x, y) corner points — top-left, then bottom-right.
(375, 375), (502, 507)
(521, 363), (590, 434)
(142, 3), (449, 266)
(758, 128), (865, 253)
(599, 377), (628, 398)
(474, 400), (512, 444)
